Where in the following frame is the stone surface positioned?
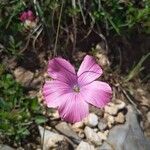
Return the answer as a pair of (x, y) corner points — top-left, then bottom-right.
(96, 52), (110, 68)
(0, 145), (15, 150)
(104, 113), (115, 128)
(93, 128), (98, 132)
(141, 96), (150, 107)
(95, 43), (110, 68)
(104, 100), (126, 116)
(97, 131), (108, 140)
(14, 67), (34, 87)
(104, 103), (118, 115)
(98, 119), (107, 131)
(31, 76), (43, 88)
(38, 126), (67, 150)
(115, 112), (125, 124)
(78, 130), (85, 139)
(146, 111), (150, 123)
(51, 110), (60, 119)
(137, 88), (146, 96)
(99, 105), (150, 150)
(84, 113), (99, 127)
(84, 126), (102, 146)
(55, 122), (81, 144)
(89, 106), (104, 117)
(72, 121), (84, 129)
(76, 141), (95, 150)
(115, 99), (126, 110)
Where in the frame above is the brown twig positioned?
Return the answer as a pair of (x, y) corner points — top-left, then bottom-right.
(32, 27), (43, 50)
(120, 86), (142, 115)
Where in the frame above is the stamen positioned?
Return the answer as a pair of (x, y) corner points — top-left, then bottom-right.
(73, 85), (80, 92)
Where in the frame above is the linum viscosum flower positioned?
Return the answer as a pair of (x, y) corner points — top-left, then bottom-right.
(43, 55), (112, 123)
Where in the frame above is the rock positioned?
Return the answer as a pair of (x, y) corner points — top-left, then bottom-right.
(84, 113), (98, 127)
(104, 103), (118, 115)
(141, 96), (150, 107)
(137, 88), (146, 96)
(28, 90), (38, 98)
(98, 143), (112, 150)
(14, 67), (34, 87)
(96, 52), (110, 68)
(84, 126), (102, 146)
(115, 112), (125, 124)
(38, 126), (69, 150)
(55, 122), (81, 144)
(78, 130), (85, 139)
(51, 110), (60, 119)
(95, 43), (110, 68)
(31, 76), (43, 88)
(89, 106), (104, 117)
(72, 121), (84, 130)
(93, 128), (98, 132)
(104, 113), (115, 128)
(76, 141), (95, 150)
(104, 100), (126, 116)
(0, 145), (15, 150)
(147, 111), (150, 123)
(99, 105), (150, 150)
(141, 106), (149, 112)
(98, 119), (107, 131)
(115, 99), (126, 110)
(97, 131), (108, 140)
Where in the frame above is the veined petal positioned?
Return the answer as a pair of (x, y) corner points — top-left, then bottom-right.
(42, 80), (72, 108)
(77, 55), (103, 86)
(47, 57), (77, 85)
(80, 81), (112, 108)
(58, 93), (89, 123)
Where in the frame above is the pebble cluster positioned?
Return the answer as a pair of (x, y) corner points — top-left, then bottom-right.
(39, 100), (126, 149)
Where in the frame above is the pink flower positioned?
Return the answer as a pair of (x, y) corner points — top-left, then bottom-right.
(19, 10), (35, 22)
(43, 55), (112, 123)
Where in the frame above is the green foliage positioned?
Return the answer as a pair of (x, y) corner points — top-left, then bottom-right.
(6, 36), (22, 56)
(0, 72), (46, 143)
(0, 0), (149, 146)
(91, 0), (150, 34)
(0, 0), (149, 57)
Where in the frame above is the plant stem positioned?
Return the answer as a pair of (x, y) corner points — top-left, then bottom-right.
(53, 0), (64, 57)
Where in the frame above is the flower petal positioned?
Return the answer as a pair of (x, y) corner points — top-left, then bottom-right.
(27, 10), (35, 21)
(77, 55), (103, 86)
(42, 80), (72, 108)
(58, 93), (89, 123)
(19, 12), (27, 22)
(80, 81), (112, 108)
(47, 57), (77, 85)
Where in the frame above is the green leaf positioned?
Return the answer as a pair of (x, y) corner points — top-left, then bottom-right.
(30, 98), (40, 112)
(34, 115), (47, 124)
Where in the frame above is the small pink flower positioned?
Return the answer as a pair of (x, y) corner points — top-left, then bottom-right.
(26, 10), (35, 21)
(43, 55), (112, 123)
(19, 10), (35, 22)
(19, 12), (27, 22)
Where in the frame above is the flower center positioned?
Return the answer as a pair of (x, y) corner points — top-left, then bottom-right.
(73, 85), (80, 92)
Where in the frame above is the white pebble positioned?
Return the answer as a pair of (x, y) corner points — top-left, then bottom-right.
(84, 113), (98, 127)
(98, 119), (107, 131)
(115, 112), (125, 124)
(84, 127), (102, 146)
(76, 141), (95, 150)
